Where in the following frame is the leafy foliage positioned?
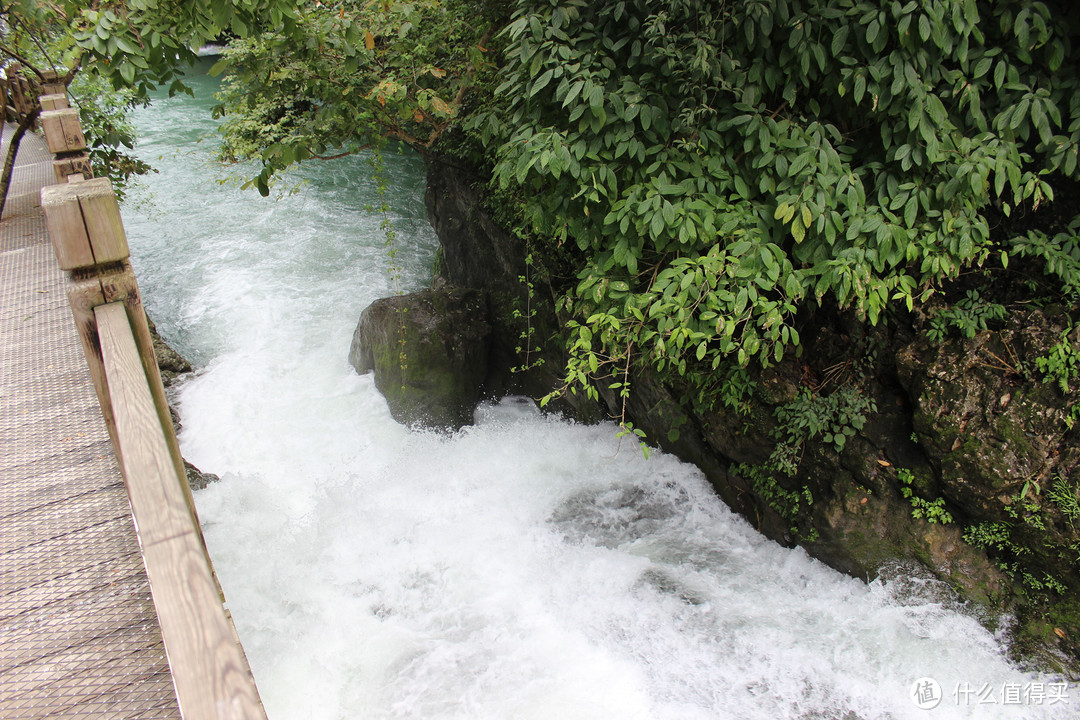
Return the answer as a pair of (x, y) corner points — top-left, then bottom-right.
(1047, 476), (1080, 524)
(925, 289), (1006, 342)
(898, 467), (954, 524)
(68, 73), (151, 197)
(0, 0), (313, 204)
(1035, 324), (1080, 427)
(1036, 325), (1080, 394)
(732, 384), (876, 532)
(2, 0), (301, 96)
(963, 475), (1080, 594)
(471, 0), (1080, 402)
(211, 0), (502, 194)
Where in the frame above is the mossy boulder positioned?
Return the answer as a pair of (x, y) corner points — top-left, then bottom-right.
(350, 287), (491, 430)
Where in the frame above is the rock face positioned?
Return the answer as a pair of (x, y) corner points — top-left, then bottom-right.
(414, 155), (1080, 670)
(897, 309), (1079, 519)
(147, 315), (192, 385)
(349, 156), (601, 431)
(349, 287), (492, 429)
(423, 157), (589, 416)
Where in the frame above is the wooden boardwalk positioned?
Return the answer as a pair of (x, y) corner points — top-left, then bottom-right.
(0, 128), (182, 717)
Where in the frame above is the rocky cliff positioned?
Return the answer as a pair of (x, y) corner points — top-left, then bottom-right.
(358, 155), (1080, 672)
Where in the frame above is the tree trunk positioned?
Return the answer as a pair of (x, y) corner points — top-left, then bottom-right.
(0, 106), (41, 219)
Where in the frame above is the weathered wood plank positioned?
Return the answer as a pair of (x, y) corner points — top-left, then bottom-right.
(39, 69), (67, 97)
(41, 183), (94, 270)
(42, 178), (129, 268)
(39, 93), (69, 111)
(54, 155), (92, 184)
(99, 268), (196, 527)
(64, 276), (119, 450)
(78, 179), (129, 263)
(95, 302), (267, 720)
(41, 108), (86, 154)
(141, 535), (267, 720)
(95, 302), (190, 548)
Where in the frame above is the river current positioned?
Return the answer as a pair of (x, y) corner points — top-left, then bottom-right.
(119, 67), (1072, 720)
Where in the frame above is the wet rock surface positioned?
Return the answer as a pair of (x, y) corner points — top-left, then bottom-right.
(349, 287), (492, 430)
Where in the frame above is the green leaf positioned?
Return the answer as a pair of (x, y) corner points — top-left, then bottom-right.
(866, 19), (880, 45)
(563, 80), (583, 108)
(904, 63), (918, 88)
(854, 74), (866, 104)
(531, 68), (554, 96)
(792, 221), (806, 243)
(831, 26), (850, 55)
(208, 58), (229, 77)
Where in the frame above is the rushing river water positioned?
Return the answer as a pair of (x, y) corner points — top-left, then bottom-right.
(119, 65), (1073, 720)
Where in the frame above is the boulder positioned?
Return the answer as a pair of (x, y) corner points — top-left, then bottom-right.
(350, 287), (491, 429)
(147, 315), (192, 386)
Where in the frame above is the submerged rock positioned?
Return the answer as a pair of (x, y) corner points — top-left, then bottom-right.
(147, 315), (192, 386)
(184, 459), (218, 490)
(349, 287), (491, 430)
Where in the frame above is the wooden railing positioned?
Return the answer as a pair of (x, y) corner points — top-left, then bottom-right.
(39, 86), (268, 720)
(1, 65), (66, 125)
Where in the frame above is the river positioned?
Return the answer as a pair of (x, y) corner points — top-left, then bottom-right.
(119, 64), (1072, 720)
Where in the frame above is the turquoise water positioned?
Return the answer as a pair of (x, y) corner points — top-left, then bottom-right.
(120, 66), (1073, 720)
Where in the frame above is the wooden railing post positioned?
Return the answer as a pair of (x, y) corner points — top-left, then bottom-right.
(6, 63), (28, 117)
(38, 68), (67, 96)
(39, 100), (268, 720)
(39, 93), (69, 111)
(1, 77), (15, 122)
(40, 102), (93, 183)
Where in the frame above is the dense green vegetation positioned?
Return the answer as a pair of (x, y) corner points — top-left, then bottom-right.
(5, 0), (1078, 389)
(14, 0), (1076, 389)
(477, 0), (1080, 402)
(203, 0), (1080, 433)
(209, 0), (499, 194)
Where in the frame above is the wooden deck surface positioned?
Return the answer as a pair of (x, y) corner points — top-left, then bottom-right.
(0, 127), (182, 718)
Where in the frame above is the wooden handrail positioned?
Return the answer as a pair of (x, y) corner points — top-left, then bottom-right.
(40, 93), (268, 720)
(96, 302), (266, 720)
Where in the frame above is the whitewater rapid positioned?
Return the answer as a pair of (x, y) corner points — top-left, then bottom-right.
(119, 66), (1074, 720)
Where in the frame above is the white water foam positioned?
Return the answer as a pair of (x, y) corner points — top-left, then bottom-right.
(121, 68), (1074, 720)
